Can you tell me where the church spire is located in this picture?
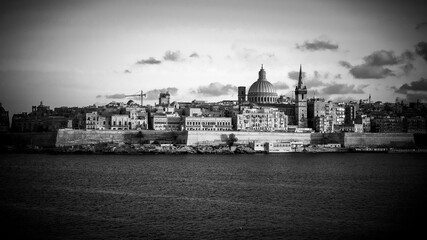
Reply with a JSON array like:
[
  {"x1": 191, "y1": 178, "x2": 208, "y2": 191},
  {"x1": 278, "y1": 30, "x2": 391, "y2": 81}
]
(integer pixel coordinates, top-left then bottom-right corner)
[
  {"x1": 297, "y1": 64, "x2": 303, "y2": 88},
  {"x1": 258, "y1": 64, "x2": 266, "y2": 80}
]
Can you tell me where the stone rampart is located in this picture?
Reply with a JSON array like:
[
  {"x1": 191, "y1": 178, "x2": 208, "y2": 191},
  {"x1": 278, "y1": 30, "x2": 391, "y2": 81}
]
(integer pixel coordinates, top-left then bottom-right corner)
[
  {"x1": 310, "y1": 133, "x2": 344, "y2": 145},
  {"x1": 56, "y1": 129, "x2": 187, "y2": 147},
  {"x1": 0, "y1": 132, "x2": 58, "y2": 148},
  {"x1": 343, "y1": 133, "x2": 415, "y2": 148},
  {"x1": 186, "y1": 131, "x2": 311, "y2": 146}
]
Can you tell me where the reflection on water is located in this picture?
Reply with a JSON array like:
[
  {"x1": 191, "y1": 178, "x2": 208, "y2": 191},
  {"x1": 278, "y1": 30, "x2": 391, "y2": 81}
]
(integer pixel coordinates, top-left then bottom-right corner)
[{"x1": 1, "y1": 153, "x2": 427, "y2": 239}]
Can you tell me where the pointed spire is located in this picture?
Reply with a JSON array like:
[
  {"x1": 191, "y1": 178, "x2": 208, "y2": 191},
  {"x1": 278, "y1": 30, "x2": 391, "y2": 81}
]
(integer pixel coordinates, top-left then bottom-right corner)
[
  {"x1": 261, "y1": 64, "x2": 263, "y2": 69},
  {"x1": 297, "y1": 64, "x2": 303, "y2": 88}
]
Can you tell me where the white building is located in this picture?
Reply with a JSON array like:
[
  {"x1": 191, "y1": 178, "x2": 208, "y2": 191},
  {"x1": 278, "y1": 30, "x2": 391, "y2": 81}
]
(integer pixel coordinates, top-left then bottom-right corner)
[
  {"x1": 235, "y1": 107, "x2": 288, "y2": 132},
  {"x1": 184, "y1": 116, "x2": 233, "y2": 131},
  {"x1": 85, "y1": 112, "x2": 109, "y2": 130},
  {"x1": 111, "y1": 115, "x2": 129, "y2": 130}
]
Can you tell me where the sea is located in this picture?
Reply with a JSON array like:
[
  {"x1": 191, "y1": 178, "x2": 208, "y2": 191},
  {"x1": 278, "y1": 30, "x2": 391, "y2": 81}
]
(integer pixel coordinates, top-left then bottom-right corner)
[{"x1": 1, "y1": 153, "x2": 427, "y2": 240}]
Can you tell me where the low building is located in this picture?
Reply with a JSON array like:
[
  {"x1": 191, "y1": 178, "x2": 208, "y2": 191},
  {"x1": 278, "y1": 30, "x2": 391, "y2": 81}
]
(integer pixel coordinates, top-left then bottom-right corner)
[
  {"x1": 235, "y1": 107, "x2": 288, "y2": 132},
  {"x1": 151, "y1": 113, "x2": 182, "y2": 131},
  {"x1": 111, "y1": 115, "x2": 129, "y2": 130},
  {"x1": 183, "y1": 116, "x2": 233, "y2": 131}
]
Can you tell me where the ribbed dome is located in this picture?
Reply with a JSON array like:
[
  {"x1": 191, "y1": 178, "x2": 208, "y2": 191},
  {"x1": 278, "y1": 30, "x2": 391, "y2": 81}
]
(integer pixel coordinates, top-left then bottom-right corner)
[
  {"x1": 248, "y1": 80, "x2": 277, "y2": 95},
  {"x1": 247, "y1": 66, "x2": 278, "y2": 104}
]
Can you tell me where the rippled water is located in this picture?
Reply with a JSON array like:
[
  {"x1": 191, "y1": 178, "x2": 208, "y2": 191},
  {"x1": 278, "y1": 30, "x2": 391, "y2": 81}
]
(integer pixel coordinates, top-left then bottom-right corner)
[{"x1": 1, "y1": 153, "x2": 427, "y2": 239}]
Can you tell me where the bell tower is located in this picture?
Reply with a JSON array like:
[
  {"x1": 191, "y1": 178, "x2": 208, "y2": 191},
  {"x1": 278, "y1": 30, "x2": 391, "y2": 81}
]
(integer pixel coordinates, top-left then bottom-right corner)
[{"x1": 295, "y1": 65, "x2": 308, "y2": 128}]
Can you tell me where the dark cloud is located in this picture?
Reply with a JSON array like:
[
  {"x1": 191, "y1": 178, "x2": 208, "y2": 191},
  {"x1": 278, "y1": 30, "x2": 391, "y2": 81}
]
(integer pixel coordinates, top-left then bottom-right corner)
[
  {"x1": 320, "y1": 83, "x2": 367, "y2": 95},
  {"x1": 136, "y1": 57, "x2": 161, "y2": 65},
  {"x1": 273, "y1": 81, "x2": 289, "y2": 90},
  {"x1": 189, "y1": 52, "x2": 199, "y2": 58},
  {"x1": 395, "y1": 78, "x2": 427, "y2": 94},
  {"x1": 105, "y1": 94, "x2": 127, "y2": 99},
  {"x1": 339, "y1": 61, "x2": 352, "y2": 69},
  {"x1": 415, "y1": 22, "x2": 427, "y2": 30},
  {"x1": 124, "y1": 69, "x2": 131, "y2": 74},
  {"x1": 349, "y1": 65, "x2": 395, "y2": 79},
  {"x1": 164, "y1": 50, "x2": 183, "y2": 61},
  {"x1": 340, "y1": 49, "x2": 417, "y2": 79},
  {"x1": 296, "y1": 39, "x2": 339, "y2": 51},
  {"x1": 288, "y1": 71, "x2": 305, "y2": 81},
  {"x1": 145, "y1": 87, "x2": 179, "y2": 100},
  {"x1": 415, "y1": 41, "x2": 427, "y2": 61},
  {"x1": 363, "y1": 50, "x2": 400, "y2": 66},
  {"x1": 195, "y1": 82, "x2": 237, "y2": 96}
]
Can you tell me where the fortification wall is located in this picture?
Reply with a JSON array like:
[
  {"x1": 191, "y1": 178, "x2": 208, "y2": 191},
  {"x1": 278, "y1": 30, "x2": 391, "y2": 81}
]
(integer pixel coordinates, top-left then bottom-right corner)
[
  {"x1": 310, "y1": 133, "x2": 344, "y2": 145},
  {"x1": 56, "y1": 129, "x2": 187, "y2": 147},
  {"x1": 0, "y1": 132, "x2": 58, "y2": 148},
  {"x1": 186, "y1": 131, "x2": 311, "y2": 146},
  {"x1": 343, "y1": 133, "x2": 415, "y2": 147}
]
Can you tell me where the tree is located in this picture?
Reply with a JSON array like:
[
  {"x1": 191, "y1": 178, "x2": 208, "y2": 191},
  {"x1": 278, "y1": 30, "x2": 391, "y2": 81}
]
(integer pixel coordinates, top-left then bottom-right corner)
[{"x1": 227, "y1": 133, "x2": 238, "y2": 148}]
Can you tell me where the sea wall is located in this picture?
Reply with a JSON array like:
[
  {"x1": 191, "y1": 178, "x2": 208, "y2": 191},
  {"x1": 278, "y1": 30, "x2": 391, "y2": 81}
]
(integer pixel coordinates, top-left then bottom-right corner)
[
  {"x1": 186, "y1": 131, "x2": 312, "y2": 146},
  {"x1": 343, "y1": 133, "x2": 415, "y2": 148},
  {"x1": 56, "y1": 129, "x2": 187, "y2": 147},
  {"x1": 310, "y1": 133, "x2": 344, "y2": 145},
  {"x1": 0, "y1": 132, "x2": 58, "y2": 148}
]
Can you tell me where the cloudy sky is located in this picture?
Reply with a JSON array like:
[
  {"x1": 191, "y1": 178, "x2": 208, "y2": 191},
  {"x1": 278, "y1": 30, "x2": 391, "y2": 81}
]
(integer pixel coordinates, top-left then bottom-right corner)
[{"x1": 1, "y1": 0, "x2": 427, "y2": 114}]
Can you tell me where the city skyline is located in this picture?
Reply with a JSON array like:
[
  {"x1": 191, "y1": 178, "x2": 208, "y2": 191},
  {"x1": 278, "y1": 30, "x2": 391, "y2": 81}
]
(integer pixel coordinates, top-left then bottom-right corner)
[{"x1": 1, "y1": 0, "x2": 427, "y2": 115}]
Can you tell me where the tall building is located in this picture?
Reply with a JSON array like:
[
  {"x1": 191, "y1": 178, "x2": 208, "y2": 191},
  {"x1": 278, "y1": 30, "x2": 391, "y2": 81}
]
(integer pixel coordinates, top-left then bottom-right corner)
[
  {"x1": 238, "y1": 86, "x2": 246, "y2": 104},
  {"x1": 247, "y1": 65, "x2": 278, "y2": 104},
  {"x1": 0, "y1": 103, "x2": 10, "y2": 132},
  {"x1": 159, "y1": 92, "x2": 170, "y2": 106},
  {"x1": 295, "y1": 65, "x2": 308, "y2": 128}
]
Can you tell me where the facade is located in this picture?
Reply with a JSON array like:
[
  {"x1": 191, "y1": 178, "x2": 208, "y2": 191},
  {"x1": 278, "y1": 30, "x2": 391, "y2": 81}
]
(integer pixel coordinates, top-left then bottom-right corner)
[
  {"x1": 151, "y1": 113, "x2": 182, "y2": 131},
  {"x1": 129, "y1": 109, "x2": 148, "y2": 130},
  {"x1": 85, "y1": 112, "x2": 109, "y2": 130},
  {"x1": 235, "y1": 107, "x2": 288, "y2": 132},
  {"x1": 307, "y1": 98, "x2": 326, "y2": 129},
  {"x1": 159, "y1": 92, "x2": 170, "y2": 106},
  {"x1": 238, "y1": 86, "x2": 246, "y2": 104},
  {"x1": 371, "y1": 116, "x2": 403, "y2": 133},
  {"x1": 0, "y1": 103, "x2": 9, "y2": 132},
  {"x1": 183, "y1": 116, "x2": 233, "y2": 131},
  {"x1": 111, "y1": 115, "x2": 129, "y2": 130},
  {"x1": 295, "y1": 65, "x2": 308, "y2": 128},
  {"x1": 247, "y1": 65, "x2": 278, "y2": 104},
  {"x1": 406, "y1": 116, "x2": 426, "y2": 133}
]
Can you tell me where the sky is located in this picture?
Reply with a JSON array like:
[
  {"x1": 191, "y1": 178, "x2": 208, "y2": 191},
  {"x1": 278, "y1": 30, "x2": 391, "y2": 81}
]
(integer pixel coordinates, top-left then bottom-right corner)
[{"x1": 0, "y1": 0, "x2": 427, "y2": 115}]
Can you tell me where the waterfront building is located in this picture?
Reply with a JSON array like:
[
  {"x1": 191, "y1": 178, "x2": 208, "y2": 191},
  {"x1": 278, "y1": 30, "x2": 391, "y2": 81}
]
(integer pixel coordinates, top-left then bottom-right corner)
[
  {"x1": 128, "y1": 109, "x2": 148, "y2": 130},
  {"x1": 111, "y1": 115, "x2": 129, "y2": 130},
  {"x1": 183, "y1": 116, "x2": 233, "y2": 131},
  {"x1": 247, "y1": 65, "x2": 278, "y2": 104},
  {"x1": 307, "y1": 98, "x2": 326, "y2": 129},
  {"x1": 85, "y1": 112, "x2": 109, "y2": 130},
  {"x1": 295, "y1": 65, "x2": 308, "y2": 128},
  {"x1": 0, "y1": 103, "x2": 9, "y2": 132},
  {"x1": 235, "y1": 107, "x2": 288, "y2": 132},
  {"x1": 151, "y1": 112, "x2": 182, "y2": 131},
  {"x1": 371, "y1": 116, "x2": 403, "y2": 133},
  {"x1": 406, "y1": 116, "x2": 426, "y2": 133}
]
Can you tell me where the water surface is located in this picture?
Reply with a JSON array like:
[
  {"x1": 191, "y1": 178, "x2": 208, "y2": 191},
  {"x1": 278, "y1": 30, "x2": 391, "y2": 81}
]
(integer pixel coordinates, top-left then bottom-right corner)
[{"x1": 1, "y1": 153, "x2": 426, "y2": 239}]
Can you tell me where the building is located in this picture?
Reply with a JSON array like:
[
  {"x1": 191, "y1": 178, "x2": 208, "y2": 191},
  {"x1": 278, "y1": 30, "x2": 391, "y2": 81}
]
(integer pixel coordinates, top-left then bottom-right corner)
[
  {"x1": 183, "y1": 116, "x2": 233, "y2": 131},
  {"x1": 159, "y1": 92, "x2": 170, "y2": 106},
  {"x1": 295, "y1": 65, "x2": 308, "y2": 128},
  {"x1": 406, "y1": 116, "x2": 426, "y2": 133},
  {"x1": 235, "y1": 107, "x2": 288, "y2": 132},
  {"x1": 85, "y1": 112, "x2": 109, "y2": 130},
  {"x1": 238, "y1": 86, "x2": 246, "y2": 104},
  {"x1": 128, "y1": 109, "x2": 148, "y2": 130},
  {"x1": 151, "y1": 113, "x2": 182, "y2": 131},
  {"x1": 247, "y1": 65, "x2": 278, "y2": 104},
  {"x1": 111, "y1": 115, "x2": 129, "y2": 130},
  {"x1": 307, "y1": 98, "x2": 326, "y2": 129},
  {"x1": 371, "y1": 116, "x2": 403, "y2": 133},
  {"x1": 0, "y1": 103, "x2": 9, "y2": 132}
]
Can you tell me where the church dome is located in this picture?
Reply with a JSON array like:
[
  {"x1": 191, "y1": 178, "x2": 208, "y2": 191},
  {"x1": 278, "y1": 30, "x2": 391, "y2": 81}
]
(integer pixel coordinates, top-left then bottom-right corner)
[{"x1": 248, "y1": 65, "x2": 278, "y2": 104}]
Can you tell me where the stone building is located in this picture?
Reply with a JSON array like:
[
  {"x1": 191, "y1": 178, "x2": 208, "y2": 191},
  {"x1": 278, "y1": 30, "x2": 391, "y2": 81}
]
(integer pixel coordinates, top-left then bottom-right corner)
[
  {"x1": 111, "y1": 115, "x2": 129, "y2": 130},
  {"x1": 235, "y1": 107, "x2": 288, "y2": 132},
  {"x1": 183, "y1": 116, "x2": 233, "y2": 131},
  {"x1": 0, "y1": 103, "x2": 9, "y2": 132},
  {"x1": 151, "y1": 112, "x2": 181, "y2": 131}
]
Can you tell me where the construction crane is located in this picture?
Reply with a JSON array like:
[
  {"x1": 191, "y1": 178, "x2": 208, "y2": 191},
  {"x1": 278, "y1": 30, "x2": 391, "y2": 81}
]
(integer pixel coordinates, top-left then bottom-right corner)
[{"x1": 125, "y1": 90, "x2": 146, "y2": 106}]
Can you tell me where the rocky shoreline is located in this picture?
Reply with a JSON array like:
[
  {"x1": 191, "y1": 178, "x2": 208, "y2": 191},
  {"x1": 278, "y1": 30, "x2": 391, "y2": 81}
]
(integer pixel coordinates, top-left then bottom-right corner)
[{"x1": 2, "y1": 142, "x2": 427, "y2": 154}]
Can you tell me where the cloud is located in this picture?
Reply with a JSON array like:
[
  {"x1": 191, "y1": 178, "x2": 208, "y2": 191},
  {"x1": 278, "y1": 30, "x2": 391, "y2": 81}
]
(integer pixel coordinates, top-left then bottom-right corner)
[
  {"x1": 320, "y1": 83, "x2": 367, "y2": 95},
  {"x1": 288, "y1": 71, "x2": 305, "y2": 81},
  {"x1": 349, "y1": 65, "x2": 395, "y2": 79},
  {"x1": 96, "y1": 95, "x2": 102, "y2": 98},
  {"x1": 395, "y1": 78, "x2": 427, "y2": 94},
  {"x1": 332, "y1": 96, "x2": 358, "y2": 103},
  {"x1": 124, "y1": 69, "x2": 131, "y2": 74},
  {"x1": 334, "y1": 74, "x2": 342, "y2": 79},
  {"x1": 415, "y1": 41, "x2": 427, "y2": 61},
  {"x1": 340, "y1": 49, "x2": 416, "y2": 79},
  {"x1": 296, "y1": 39, "x2": 339, "y2": 51},
  {"x1": 105, "y1": 94, "x2": 127, "y2": 99},
  {"x1": 232, "y1": 46, "x2": 276, "y2": 63},
  {"x1": 189, "y1": 52, "x2": 199, "y2": 58},
  {"x1": 145, "y1": 87, "x2": 179, "y2": 100},
  {"x1": 415, "y1": 22, "x2": 427, "y2": 30},
  {"x1": 163, "y1": 50, "x2": 183, "y2": 61},
  {"x1": 195, "y1": 82, "x2": 237, "y2": 96},
  {"x1": 339, "y1": 61, "x2": 352, "y2": 69},
  {"x1": 273, "y1": 81, "x2": 289, "y2": 90},
  {"x1": 136, "y1": 57, "x2": 161, "y2": 65}
]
